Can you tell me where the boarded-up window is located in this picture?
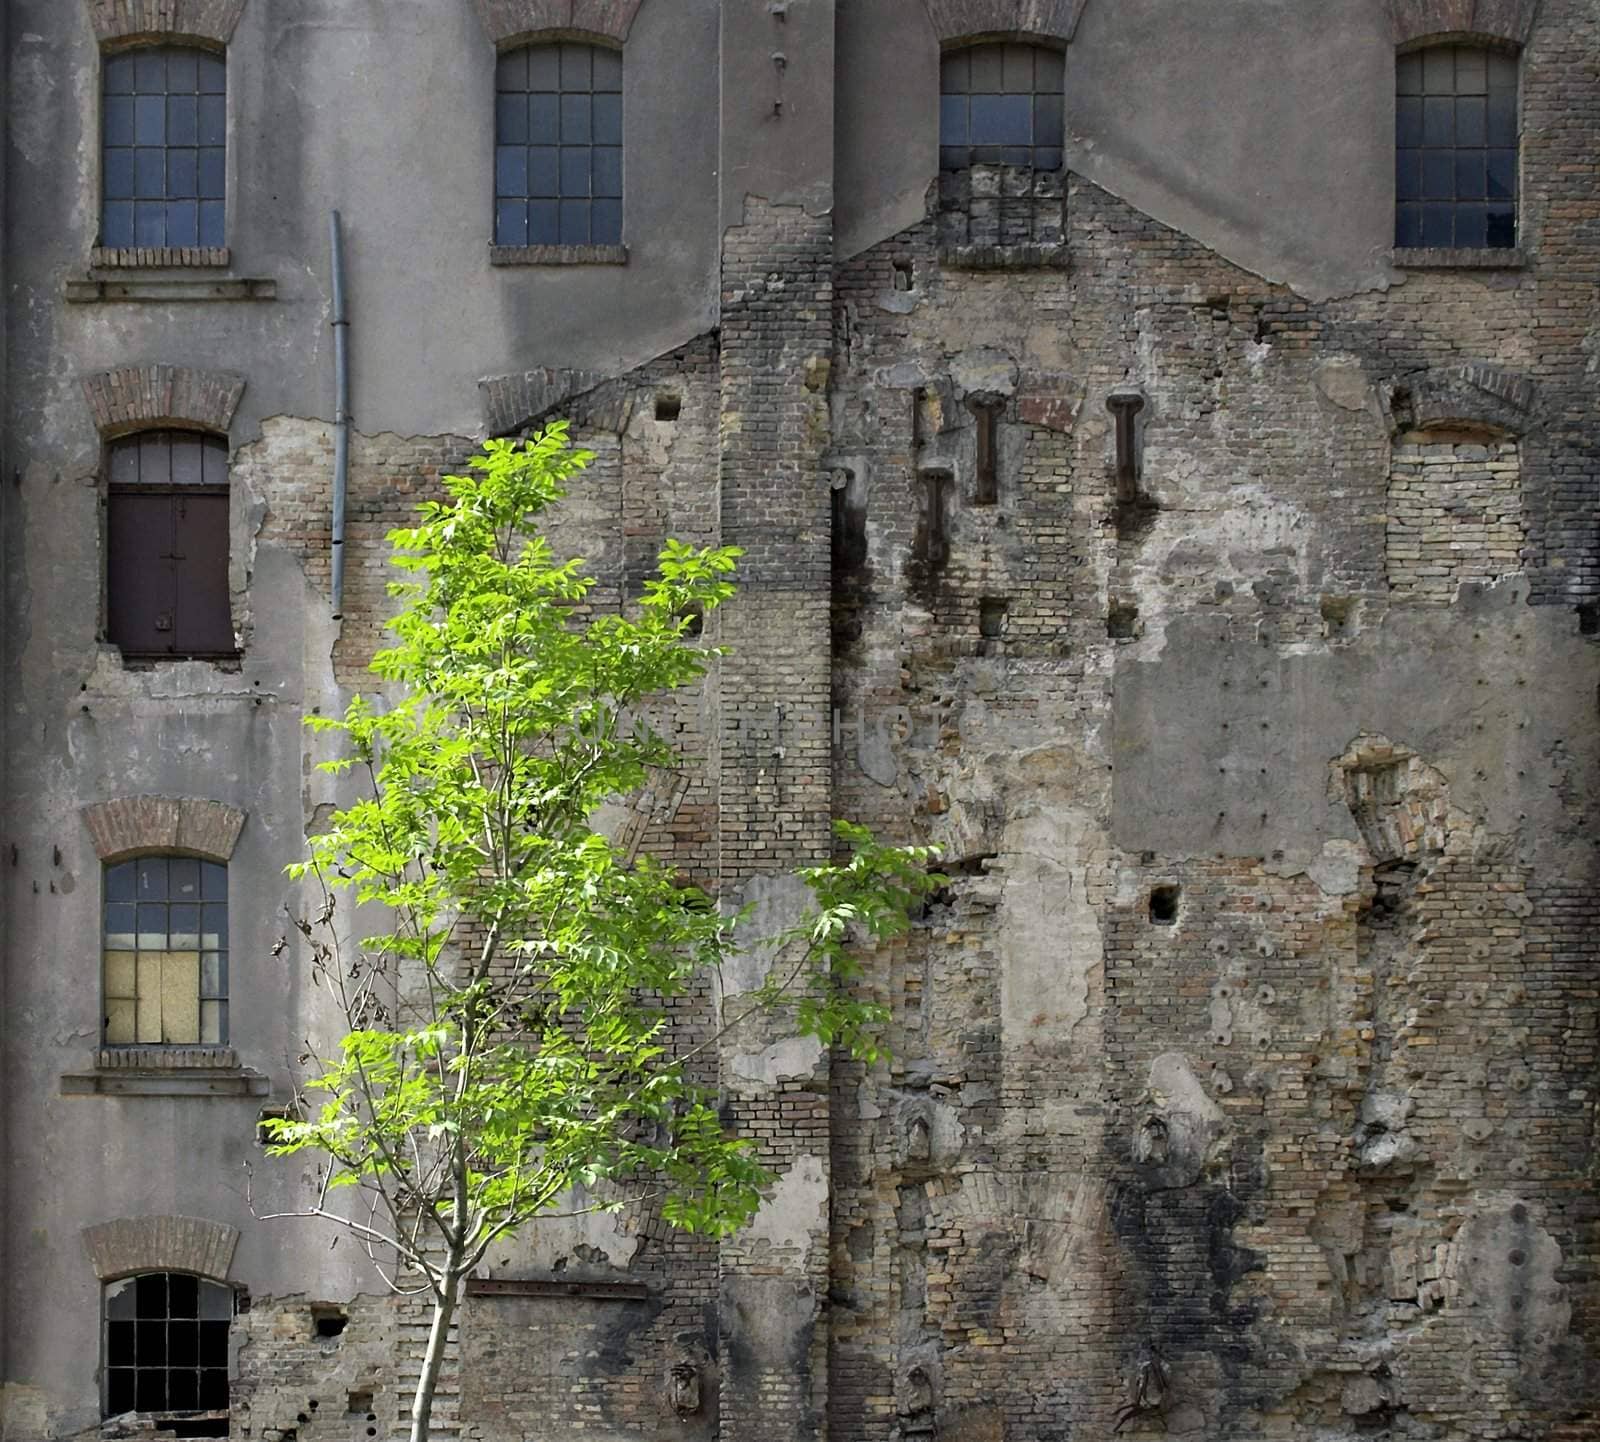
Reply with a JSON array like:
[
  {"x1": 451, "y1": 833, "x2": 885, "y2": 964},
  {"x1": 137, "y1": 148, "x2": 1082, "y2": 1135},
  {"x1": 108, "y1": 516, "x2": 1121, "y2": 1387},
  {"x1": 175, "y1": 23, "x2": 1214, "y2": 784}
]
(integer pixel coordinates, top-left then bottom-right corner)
[
  {"x1": 107, "y1": 431, "x2": 234, "y2": 658},
  {"x1": 103, "y1": 856, "x2": 228, "y2": 1045},
  {"x1": 105, "y1": 1272, "x2": 232, "y2": 1431}
]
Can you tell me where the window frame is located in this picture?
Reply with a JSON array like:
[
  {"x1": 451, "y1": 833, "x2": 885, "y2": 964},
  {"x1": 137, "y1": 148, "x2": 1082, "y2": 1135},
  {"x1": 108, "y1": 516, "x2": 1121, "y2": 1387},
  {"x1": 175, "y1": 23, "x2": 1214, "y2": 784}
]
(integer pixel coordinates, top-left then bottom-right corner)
[
  {"x1": 490, "y1": 38, "x2": 626, "y2": 261},
  {"x1": 938, "y1": 39, "x2": 1066, "y2": 174},
  {"x1": 1393, "y1": 37, "x2": 1523, "y2": 261},
  {"x1": 97, "y1": 40, "x2": 229, "y2": 262},
  {"x1": 103, "y1": 1270, "x2": 234, "y2": 1432},
  {"x1": 103, "y1": 428, "x2": 236, "y2": 661},
  {"x1": 102, "y1": 853, "x2": 230, "y2": 1048}
]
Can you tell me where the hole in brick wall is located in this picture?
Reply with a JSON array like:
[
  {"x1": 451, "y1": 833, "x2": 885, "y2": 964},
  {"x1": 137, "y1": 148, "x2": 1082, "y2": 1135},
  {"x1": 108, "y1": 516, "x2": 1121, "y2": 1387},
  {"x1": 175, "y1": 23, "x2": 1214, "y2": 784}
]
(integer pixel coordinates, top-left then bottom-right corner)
[
  {"x1": 678, "y1": 603, "x2": 704, "y2": 639},
  {"x1": 654, "y1": 394, "x2": 681, "y2": 422},
  {"x1": 1578, "y1": 602, "x2": 1600, "y2": 636},
  {"x1": 257, "y1": 1105, "x2": 296, "y2": 1148},
  {"x1": 1149, "y1": 885, "x2": 1179, "y2": 924},
  {"x1": 1107, "y1": 602, "x2": 1139, "y2": 639},
  {"x1": 831, "y1": 468, "x2": 868, "y2": 577},
  {"x1": 346, "y1": 1391, "x2": 374, "y2": 1416},
  {"x1": 892, "y1": 257, "x2": 914, "y2": 291},
  {"x1": 979, "y1": 597, "x2": 1007, "y2": 638},
  {"x1": 1321, "y1": 595, "x2": 1355, "y2": 638},
  {"x1": 311, "y1": 1306, "x2": 347, "y2": 1338}
]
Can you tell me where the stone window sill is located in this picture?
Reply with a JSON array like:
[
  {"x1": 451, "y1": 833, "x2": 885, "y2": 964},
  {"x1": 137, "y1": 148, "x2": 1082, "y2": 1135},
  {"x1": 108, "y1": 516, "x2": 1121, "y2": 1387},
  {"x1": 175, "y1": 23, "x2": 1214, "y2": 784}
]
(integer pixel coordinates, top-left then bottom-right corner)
[
  {"x1": 62, "y1": 1046, "x2": 269, "y2": 1097},
  {"x1": 91, "y1": 246, "x2": 231, "y2": 269},
  {"x1": 939, "y1": 242, "x2": 1067, "y2": 271},
  {"x1": 490, "y1": 244, "x2": 628, "y2": 266},
  {"x1": 1392, "y1": 247, "x2": 1526, "y2": 270}
]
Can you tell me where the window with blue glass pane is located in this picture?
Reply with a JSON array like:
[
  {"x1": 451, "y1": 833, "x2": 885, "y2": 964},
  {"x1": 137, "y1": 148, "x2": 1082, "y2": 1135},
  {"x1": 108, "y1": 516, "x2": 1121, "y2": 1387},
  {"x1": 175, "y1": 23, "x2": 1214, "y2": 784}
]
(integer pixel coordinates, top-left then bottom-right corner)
[
  {"x1": 102, "y1": 45, "x2": 225, "y2": 251},
  {"x1": 939, "y1": 42, "x2": 1064, "y2": 171},
  {"x1": 495, "y1": 42, "x2": 622, "y2": 247},
  {"x1": 1396, "y1": 43, "x2": 1517, "y2": 250}
]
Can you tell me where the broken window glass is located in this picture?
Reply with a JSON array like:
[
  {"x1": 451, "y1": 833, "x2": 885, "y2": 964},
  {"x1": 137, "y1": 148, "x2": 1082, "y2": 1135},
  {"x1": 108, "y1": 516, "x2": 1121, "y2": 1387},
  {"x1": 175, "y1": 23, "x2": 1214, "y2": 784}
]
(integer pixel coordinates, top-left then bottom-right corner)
[
  {"x1": 1395, "y1": 43, "x2": 1518, "y2": 249},
  {"x1": 104, "y1": 856, "x2": 228, "y2": 1045},
  {"x1": 104, "y1": 1272, "x2": 232, "y2": 1434}
]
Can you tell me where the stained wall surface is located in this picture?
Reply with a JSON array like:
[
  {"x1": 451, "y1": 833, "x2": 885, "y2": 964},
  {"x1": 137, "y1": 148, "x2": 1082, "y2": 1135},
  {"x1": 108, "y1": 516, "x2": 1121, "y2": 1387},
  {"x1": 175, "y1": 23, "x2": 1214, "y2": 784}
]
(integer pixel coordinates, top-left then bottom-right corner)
[{"x1": 3, "y1": 1, "x2": 1598, "y2": 1441}]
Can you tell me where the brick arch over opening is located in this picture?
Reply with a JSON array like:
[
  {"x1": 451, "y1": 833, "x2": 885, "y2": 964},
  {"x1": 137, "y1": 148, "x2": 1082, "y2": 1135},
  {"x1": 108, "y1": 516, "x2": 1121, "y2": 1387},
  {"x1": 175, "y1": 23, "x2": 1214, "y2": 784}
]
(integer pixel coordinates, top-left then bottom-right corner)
[
  {"x1": 1390, "y1": 362, "x2": 1535, "y2": 437},
  {"x1": 1388, "y1": 0, "x2": 1540, "y2": 48},
  {"x1": 83, "y1": 0, "x2": 246, "y2": 49},
  {"x1": 82, "y1": 797, "x2": 247, "y2": 863},
  {"x1": 472, "y1": 0, "x2": 641, "y2": 47},
  {"x1": 923, "y1": 0, "x2": 1089, "y2": 45},
  {"x1": 81, "y1": 365, "x2": 245, "y2": 440},
  {"x1": 82, "y1": 1216, "x2": 240, "y2": 1282}
]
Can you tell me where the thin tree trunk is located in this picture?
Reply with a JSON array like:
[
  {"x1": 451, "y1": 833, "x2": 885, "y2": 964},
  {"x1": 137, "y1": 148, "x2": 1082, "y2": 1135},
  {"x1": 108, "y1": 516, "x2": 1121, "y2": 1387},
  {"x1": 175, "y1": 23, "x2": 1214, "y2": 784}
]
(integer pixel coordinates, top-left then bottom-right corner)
[{"x1": 410, "y1": 1267, "x2": 461, "y2": 1442}]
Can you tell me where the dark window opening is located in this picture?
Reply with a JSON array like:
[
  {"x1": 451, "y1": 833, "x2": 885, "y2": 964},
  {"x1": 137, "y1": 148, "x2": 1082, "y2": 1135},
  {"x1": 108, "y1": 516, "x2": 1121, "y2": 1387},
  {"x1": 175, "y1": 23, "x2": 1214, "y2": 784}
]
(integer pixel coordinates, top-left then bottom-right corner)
[
  {"x1": 971, "y1": 401, "x2": 999, "y2": 505},
  {"x1": 104, "y1": 855, "x2": 228, "y2": 1045},
  {"x1": 495, "y1": 42, "x2": 622, "y2": 246},
  {"x1": 105, "y1": 1272, "x2": 232, "y2": 1434},
  {"x1": 106, "y1": 431, "x2": 233, "y2": 659},
  {"x1": 312, "y1": 1307, "x2": 348, "y2": 1339},
  {"x1": 1395, "y1": 44, "x2": 1518, "y2": 249},
  {"x1": 1149, "y1": 885, "x2": 1179, "y2": 924},
  {"x1": 101, "y1": 45, "x2": 225, "y2": 250},
  {"x1": 654, "y1": 394, "x2": 680, "y2": 422},
  {"x1": 940, "y1": 42, "x2": 1064, "y2": 171},
  {"x1": 979, "y1": 597, "x2": 1007, "y2": 639}
]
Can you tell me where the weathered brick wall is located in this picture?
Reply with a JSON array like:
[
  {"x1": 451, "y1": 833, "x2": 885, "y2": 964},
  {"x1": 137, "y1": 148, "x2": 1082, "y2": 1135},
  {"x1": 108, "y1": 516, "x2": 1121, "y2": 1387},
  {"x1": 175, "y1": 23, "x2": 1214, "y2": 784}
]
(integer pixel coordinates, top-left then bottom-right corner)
[{"x1": 1386, "y1": 437, "x2": 1523, "y2": 605}]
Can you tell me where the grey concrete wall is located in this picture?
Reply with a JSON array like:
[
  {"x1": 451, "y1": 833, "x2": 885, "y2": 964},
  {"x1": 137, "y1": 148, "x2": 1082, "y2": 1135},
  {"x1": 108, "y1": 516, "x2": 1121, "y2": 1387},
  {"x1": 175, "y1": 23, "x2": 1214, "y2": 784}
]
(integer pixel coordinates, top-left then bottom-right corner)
[{"x1": 834, "y1": 0, "x2": 1397, "y2": 300}]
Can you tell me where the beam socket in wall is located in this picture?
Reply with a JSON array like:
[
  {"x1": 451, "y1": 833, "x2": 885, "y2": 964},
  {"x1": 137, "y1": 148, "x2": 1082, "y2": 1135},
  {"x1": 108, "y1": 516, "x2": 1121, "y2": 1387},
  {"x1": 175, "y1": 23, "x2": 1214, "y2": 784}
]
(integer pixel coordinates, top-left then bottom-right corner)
[
  {"x1": 970, "y1": 398, "x2": 1001, "y2": 506},
  {"x1": 311, "y1": 1306, "x2": 348, "y2": 1338},
  {"x1": 1149, "y1": 885, "x2": 1180, "y2": 925},
  {"x1": 655, "y1": 394, "x2": 681, "y2": 422},
  {"x1": 1106, "y1": 388, "x2": 1146, "y2": 506},
  {"x1": 1321, "y1": 595, "x2": 1356, "y2": 639},
  {"x1": 1107, "y1": 601, "x2": 1139, "y2": 640},
  {"x1": 892, "y1": 258, "x2": 915, "y2": 292},
  {"x1": 1578, "y1": 601, "x2": 1599, "y2": 636},
  {"x1": 979, "y1": 597, "x2": 1008, "y2": 638}
]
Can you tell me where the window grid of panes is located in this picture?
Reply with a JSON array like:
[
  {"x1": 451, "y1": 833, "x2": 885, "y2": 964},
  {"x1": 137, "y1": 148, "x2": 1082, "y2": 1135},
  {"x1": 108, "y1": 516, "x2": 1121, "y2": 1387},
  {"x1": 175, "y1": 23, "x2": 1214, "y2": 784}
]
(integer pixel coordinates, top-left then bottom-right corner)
[
  {"x1": 102, "y1": 46, "x2": 226, "y2": 250},
  {"x1": 103, "y1": 857, "x2": 228, "y2": 1046},
  {"x1": 1396, "y1": 44, "x2": 1517, "y2": 249},
  {"x1": 495, "y1": 43, "x2": 622, "y2": 247},
  {"x1": 939, "y1": 43, "x2": 1064, "y2": 172},
  {"x1": 105, "y1": 1273, "x2": 232, "y2": 1423}
]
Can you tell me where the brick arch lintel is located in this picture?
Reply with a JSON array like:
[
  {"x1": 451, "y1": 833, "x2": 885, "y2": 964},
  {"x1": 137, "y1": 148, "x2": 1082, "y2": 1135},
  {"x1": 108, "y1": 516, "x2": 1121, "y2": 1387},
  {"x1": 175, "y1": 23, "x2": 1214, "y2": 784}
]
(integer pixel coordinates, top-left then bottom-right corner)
[
  {"x1": 923, "y1": 0, "x2": 1090, "y2": 45},
  {"x1": 472, "y1": 0, "x2": 641, "y2": 48},
  {"x1": 1388, "y1": 0, "x2": 1540, "y2": 48},
  {"x1": 82, "y1": 796, "x2": 247, "y2": 863},
  {"x1": 1390, "y1": 362, "x2": 1536, "y2": 437},
  {"x1": 82, "y1": 1215, "x2": 240, "y2": 1282},
  {"x1": 83, "y1": 0, "x2": 246, "y2": 49},
  {"x1": 81, "y1": 364, "x2": 245, "y2": 440}
]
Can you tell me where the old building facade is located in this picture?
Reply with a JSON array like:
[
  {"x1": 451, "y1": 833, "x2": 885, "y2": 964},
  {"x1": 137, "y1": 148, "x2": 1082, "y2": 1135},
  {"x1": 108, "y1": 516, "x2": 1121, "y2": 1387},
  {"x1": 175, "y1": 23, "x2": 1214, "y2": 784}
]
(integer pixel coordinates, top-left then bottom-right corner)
[{"x1": 2, "y1": 1, "x2": 1598, "y2": 1439}]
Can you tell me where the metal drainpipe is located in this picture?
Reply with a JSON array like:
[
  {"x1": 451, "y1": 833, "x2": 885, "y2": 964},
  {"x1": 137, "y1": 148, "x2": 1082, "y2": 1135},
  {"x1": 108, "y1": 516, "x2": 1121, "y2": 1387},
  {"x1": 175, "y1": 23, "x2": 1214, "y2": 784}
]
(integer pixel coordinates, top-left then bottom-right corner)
[{"x1": 330, "y1": 211, "x2": 350, "y2": 620}]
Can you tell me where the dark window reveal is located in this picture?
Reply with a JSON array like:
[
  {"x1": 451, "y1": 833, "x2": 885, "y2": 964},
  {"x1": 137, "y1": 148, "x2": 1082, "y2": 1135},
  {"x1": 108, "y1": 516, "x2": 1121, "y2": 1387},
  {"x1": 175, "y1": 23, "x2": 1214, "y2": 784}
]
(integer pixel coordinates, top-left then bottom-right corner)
[
  {"x1": 106, "y1": 431, "x2": 233, "y2": 658},
  {"x1": 102, "y1": 45, "x2": 226, "y2": 250},
  {"x1": 103, "y1": 854, "x2": 229, "y2": 1045},
  {"x1": 940, "y1": 43, "x2": 1064, "y2": 171},
  {"x1": 104, "y1": 1272, "x2": 232, "y2": 1434},
  {"x1": 495, "y1": 43, "x2": 622, "y2": 247},
  {"x1": 1396, "y1": 44, "x2": 1518, "y2": 249}
]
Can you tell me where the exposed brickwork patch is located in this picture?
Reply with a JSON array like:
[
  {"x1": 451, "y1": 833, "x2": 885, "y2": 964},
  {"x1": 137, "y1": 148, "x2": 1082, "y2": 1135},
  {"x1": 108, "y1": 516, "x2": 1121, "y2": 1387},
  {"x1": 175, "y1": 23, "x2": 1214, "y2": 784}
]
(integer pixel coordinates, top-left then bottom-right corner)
[
  {"x1": 81, "y1": 1215, "x2": 239, "y2": 1281},
  {"x1": 80, "y1": 364, "x2": 245, "y2": 438},
  {"x1": 81, "y1": 796, "x2": 246, "y2": 861},
  {"x1": 470, "y1": 0, "x2": 640, "y2": 46},
  {"x1": 84, "y1": 0, "x2": 246, "y2": 47},
  {"x1": 923, "y1": 0, "x2": 1090, "y2": 43},
  {"x1": 1395, "y1": 362, "x2": 1536, "y2": 435},
  {"x1": 1388, "y1": 0, "x2": 1541, "y2": 46}
]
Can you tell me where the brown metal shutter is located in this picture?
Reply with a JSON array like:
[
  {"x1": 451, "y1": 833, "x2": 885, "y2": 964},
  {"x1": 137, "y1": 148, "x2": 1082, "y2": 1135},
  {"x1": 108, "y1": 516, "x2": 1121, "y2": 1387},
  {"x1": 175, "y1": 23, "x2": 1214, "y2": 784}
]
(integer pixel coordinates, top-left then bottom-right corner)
[
  {"x1": 107, "y1": 491, "x2": 178, "y2": 655},
  {"x1": 173, "y1": 492, "x2": 232, "y2": 655}
]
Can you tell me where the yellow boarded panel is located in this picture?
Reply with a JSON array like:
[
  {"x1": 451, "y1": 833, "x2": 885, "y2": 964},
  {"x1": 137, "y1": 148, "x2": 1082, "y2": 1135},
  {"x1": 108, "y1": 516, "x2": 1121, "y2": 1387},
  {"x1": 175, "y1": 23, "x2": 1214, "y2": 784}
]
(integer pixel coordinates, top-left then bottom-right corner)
[
  {"x1": 105, "y1": 998, "x2": 136, "y2": 1044},
  {"x1": 104, "y1": 951, "x2": 137, "y2": 1000},
  {"x1": 161, "y1": 951, "x2": 200, "y2": 1044},
  {"x1": 136, "y1": 954, "x2": 163, "y2": 1042}
]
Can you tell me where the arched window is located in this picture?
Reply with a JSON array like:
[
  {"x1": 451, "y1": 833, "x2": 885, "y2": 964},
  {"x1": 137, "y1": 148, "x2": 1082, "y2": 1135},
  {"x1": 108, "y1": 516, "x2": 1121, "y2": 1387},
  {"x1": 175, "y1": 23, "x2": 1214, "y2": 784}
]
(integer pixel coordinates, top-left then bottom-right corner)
[
  {"x1": 939, "y1": 42, "x2": 1063, "y2": 171},
  {"x1": 1395, "y1": 43, "x2": 1517, "y2": 249},
  {"x1": 106, "y1": 430, "x2": 233, "y2": 659},
  {"x1": 494, "y1": 42, "x2": 623, "y2": 247},
  {"x1": 103, "y1": 854, "x2": 229, "y2": 1045},
  {"x1": 101, "y1": 45, "x2": 226, "y2": 250},
  {"x1": 104, "y1": 1271, "x2": 233, "y2": 1430}
]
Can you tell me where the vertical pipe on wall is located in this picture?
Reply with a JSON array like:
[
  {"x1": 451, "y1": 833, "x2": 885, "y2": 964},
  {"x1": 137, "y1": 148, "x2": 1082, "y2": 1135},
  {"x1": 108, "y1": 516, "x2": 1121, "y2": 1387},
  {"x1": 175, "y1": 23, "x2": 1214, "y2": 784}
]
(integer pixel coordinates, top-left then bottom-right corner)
[{"x1": 329, "y1": 211, "x2": 350, "y2": 620}]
